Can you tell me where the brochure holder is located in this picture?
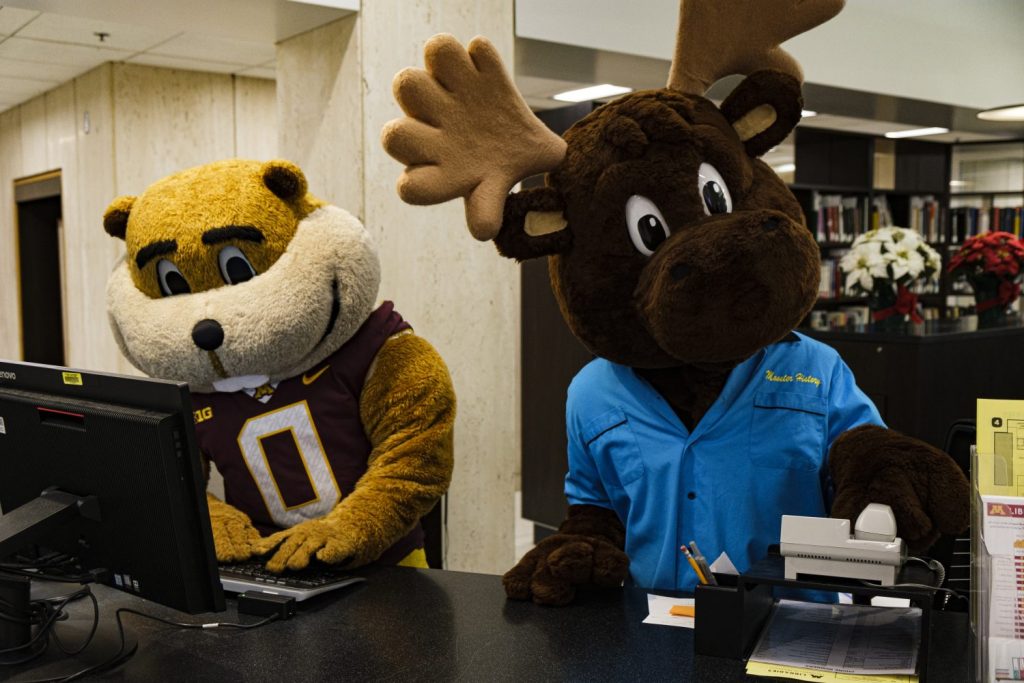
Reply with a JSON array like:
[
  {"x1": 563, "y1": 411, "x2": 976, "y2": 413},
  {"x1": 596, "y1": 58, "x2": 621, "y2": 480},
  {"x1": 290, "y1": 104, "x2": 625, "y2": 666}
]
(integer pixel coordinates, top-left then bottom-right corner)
[{"x1": 694, "y1": 551, "x2": 942, "y2": 679}]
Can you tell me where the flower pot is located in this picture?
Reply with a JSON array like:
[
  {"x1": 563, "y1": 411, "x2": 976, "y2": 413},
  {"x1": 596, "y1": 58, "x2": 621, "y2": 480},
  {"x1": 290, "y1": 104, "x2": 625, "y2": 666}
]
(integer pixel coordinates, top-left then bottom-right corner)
[
  {"x1": 868, "y1": 283, "x2": 918, "y2": 332},
  {"x1": 971, "y1": 274, "x2": 1015, "y2": 328}
]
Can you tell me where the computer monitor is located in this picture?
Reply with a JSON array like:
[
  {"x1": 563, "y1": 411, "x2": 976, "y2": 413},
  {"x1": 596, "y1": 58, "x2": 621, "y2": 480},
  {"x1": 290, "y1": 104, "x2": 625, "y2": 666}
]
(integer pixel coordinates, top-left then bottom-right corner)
[{"x1": 0, "y1": 359, "x2": 224, "y2": 615}]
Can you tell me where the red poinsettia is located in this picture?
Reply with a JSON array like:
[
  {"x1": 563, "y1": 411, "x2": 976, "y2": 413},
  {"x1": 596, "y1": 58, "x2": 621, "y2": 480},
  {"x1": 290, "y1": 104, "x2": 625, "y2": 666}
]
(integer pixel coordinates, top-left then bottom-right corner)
[
  {"x1": 948, "y1": 231, "x2": 1024, "y2": 314},
  {"x1": 948, "y1": 231, "x2": 1024, "y2": 280}
]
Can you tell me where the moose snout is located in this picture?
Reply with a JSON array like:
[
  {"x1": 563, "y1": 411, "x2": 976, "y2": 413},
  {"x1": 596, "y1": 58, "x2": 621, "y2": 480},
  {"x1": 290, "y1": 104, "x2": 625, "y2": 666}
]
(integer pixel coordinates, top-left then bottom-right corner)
[{"x1": 192, "y1": 319, "x2": 225, "y2": 351}]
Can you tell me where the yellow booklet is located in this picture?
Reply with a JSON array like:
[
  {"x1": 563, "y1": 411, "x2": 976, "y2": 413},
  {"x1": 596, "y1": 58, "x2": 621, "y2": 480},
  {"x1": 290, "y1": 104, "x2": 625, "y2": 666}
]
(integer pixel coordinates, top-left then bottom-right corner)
[
  {"x1": 745, "y1": 661, "x2": 917, "y2": 682},
  {"x1": 977, "y1": 399, "x2": 1024, "y2": 497}
]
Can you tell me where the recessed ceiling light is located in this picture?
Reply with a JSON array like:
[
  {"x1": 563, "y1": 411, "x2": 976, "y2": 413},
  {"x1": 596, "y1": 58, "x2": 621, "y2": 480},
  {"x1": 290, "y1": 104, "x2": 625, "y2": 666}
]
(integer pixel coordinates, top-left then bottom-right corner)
[
  {"x1": 977, "y1": 104, "x2": 1024, "y2": 122},
  {"x1": 949, "y1": 180, "x2": 969, "y2": 187},
  {"x1": 801, "y1": 110, "x2": 817, "y2": 118},
  {"x1": 553, "y1": 84, "x2": 632, "y2": 103},
  {"x1": 772, "y1": 163, "x2": 796, "y2": 174},
  {"x1": 883, "y1": 127, "x2": 949, "y2": 139}
]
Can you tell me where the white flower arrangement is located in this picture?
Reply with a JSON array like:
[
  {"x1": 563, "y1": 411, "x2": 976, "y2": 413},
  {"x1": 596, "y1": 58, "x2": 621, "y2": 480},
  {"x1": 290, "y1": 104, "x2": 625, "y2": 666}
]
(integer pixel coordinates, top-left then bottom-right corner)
[{"x1": 838, "y1": 227, "x2": 942, "y2": 296}]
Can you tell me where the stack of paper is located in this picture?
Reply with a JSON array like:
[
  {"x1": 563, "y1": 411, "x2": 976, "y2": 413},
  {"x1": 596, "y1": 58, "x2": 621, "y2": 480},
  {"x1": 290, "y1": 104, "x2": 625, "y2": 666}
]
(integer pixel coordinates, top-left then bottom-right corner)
[{"x1": 746, "y1": 600, "x2": 920, "y2": 679}]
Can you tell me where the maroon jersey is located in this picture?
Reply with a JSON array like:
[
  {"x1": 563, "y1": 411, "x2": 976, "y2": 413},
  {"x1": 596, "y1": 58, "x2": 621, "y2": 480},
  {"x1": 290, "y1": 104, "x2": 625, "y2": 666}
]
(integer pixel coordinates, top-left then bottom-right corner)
[{"x1": 193, "y1": 302, "x2": 423, "y2": 564}]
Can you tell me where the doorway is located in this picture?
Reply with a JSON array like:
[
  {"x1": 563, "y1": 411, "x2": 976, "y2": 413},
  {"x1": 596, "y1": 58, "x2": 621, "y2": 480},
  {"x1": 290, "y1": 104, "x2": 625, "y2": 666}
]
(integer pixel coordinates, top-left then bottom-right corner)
[{"x1": 15, "y1": 172, "x2": 65, "y2": 366}]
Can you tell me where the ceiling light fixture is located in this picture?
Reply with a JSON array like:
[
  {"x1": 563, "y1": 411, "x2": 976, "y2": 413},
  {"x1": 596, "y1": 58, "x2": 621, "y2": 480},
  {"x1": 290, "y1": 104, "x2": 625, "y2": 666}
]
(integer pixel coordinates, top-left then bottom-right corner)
[
  {"x1": 772, "y1": 163, "x2": 796, "y2": 174},
  {"x1": 801, "y1": 110, "x2": 817, "y2": 118},
  {"x1": 883, "y1": 127, "x2": 949, "y2": 139},
  {"x1": 553, "y1": 84, "x2": 632, "y2": 103},
  {"x1": 977, "y1": 104, "x2": 1024, "y2": 122}
]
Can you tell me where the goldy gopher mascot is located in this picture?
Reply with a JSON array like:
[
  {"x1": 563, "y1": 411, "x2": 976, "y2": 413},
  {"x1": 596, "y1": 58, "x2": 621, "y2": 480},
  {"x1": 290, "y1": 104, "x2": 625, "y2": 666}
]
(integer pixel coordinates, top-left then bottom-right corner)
[{"x1": 103, "y1": 159, "x2": 454, "y2": 572}]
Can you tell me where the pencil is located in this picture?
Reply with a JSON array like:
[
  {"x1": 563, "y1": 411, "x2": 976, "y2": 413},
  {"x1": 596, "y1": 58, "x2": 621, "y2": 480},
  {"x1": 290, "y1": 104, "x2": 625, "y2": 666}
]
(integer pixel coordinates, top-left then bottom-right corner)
[
  {"x1": 680, "y1": 546, "x2": 708, "y2": 585},
  {"x1": 689, "y1": 541, "x2": 717, "y2": 586}
]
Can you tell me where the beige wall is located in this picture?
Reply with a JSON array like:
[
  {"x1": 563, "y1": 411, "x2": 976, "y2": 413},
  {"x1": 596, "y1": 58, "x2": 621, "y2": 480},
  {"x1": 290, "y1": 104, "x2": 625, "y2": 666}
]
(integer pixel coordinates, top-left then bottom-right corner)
[
  {"x1": 278, "y1": 1, "x2": 521, "y2": 574},
  {"x1": 0, "y1": 65, "x2": 277, "y2": 372}
]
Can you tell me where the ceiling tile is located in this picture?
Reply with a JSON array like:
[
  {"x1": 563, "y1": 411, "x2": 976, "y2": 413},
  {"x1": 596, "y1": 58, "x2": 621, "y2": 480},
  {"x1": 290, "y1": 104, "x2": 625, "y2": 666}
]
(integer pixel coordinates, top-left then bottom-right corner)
[
  {"x1": 0, "y1": 7, "x2": 39, "y2": 35},
  {"x1": 126, "y1": 53, "x2": 247, "y2": 75},
  {"x1": 0, "y1": 57, "x2": 82, "y2": 83},
  {"x1": 148, "y1": 32, "x2": 276, "y2": 66},
  {"x1": 0, "y1": 37, "x2": 130, "y2": 67},
  {"x1": 16, "y1": 12, "x2": 180, "y2": 52},
  {"x1": 236, "y1": 65, "x2": 276, "y2": 79}
]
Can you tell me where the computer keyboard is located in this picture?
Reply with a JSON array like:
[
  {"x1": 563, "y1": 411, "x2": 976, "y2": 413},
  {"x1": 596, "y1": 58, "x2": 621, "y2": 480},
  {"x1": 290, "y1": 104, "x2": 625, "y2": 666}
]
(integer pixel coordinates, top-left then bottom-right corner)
[{"x1": 219, "y1": 561, "x2": 365, "y2": 601}]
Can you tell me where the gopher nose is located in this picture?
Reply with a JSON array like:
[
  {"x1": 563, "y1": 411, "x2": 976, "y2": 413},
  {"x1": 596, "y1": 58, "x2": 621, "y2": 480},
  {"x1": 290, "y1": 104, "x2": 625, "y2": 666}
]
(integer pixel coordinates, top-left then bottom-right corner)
[{"x1": 192, "y1": 319, "x2": 224, "y2": 351}]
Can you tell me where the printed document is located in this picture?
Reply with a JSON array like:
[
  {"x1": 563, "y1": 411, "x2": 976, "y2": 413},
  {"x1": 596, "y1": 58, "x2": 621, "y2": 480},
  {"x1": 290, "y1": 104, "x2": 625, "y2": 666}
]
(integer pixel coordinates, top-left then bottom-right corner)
[{"x1": 748, "y1": 600, "x2": 920, "y2": 675}]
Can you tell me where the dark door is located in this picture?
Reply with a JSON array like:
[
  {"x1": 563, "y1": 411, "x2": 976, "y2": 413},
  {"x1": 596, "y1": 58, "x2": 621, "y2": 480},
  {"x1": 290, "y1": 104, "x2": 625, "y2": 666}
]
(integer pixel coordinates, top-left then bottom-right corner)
[{"x1": 16, "y1": 174, "x2": 64, "y2": 365}]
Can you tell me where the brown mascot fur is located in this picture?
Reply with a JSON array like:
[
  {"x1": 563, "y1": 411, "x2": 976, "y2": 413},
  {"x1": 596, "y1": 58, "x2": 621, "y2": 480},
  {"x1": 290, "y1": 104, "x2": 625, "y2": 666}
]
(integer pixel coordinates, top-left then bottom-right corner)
[{"x1": 383, "y1": 0, "x2": 969, "y2": 604}]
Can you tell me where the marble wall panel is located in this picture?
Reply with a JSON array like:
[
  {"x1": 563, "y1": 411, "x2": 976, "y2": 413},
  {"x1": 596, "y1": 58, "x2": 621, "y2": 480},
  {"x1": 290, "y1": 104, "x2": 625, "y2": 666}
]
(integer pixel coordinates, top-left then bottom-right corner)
[
  {"x1": 233, "y1": 76, "x2": 278, "y2": 161},
  {"x1": 0, "y1": 107, "x2": 23, "y2": 359},
  {"x1": 360, "y1": 0, "x2": 520, "y2": 573},
  {"x1": 277, "y1": 15, "x2": 363, "y2": 218}
]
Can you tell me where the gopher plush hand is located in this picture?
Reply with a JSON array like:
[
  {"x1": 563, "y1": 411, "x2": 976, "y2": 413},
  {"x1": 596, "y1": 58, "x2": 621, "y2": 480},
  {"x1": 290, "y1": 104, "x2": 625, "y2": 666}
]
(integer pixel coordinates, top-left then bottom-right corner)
[
  {"x1": 206, "y1": 493, "x2": 264, "y2": 563},
  {"x1": 503, "y1": 505, "x2": 629, "y2": 606},
  {"x1": 830, "y1": 425, "x2": 970, "y2": 553}
]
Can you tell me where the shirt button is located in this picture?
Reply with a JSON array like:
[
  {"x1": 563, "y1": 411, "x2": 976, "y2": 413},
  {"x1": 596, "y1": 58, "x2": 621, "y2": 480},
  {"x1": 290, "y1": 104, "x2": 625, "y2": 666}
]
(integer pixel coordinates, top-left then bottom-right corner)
[{"x1": 687, "y1": 492, "x2": 696, "y2": 500}]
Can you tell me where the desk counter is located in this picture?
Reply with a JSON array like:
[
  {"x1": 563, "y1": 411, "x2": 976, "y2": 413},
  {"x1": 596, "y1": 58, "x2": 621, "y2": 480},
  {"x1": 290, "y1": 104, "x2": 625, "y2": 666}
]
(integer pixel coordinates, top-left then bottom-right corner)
[{"x1": 9, "y1": 566, "x2": 968, "y2": 682}]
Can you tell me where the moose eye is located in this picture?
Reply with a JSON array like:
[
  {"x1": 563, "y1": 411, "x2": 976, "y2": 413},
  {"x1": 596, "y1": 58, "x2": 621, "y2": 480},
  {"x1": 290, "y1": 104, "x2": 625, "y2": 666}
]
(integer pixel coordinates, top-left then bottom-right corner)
[
  {"x1": 156, "y1": 259, "x2": 191, "y2": 297},
  {"x1": 697, "y1": 163, "x2": 732, "y2": 216},
  {"x1": 625, "y1": 195, "x2": 670, "y2": 257},
  {"x1": 218, "y1": 246, "x2": 256, "y2": 285}
]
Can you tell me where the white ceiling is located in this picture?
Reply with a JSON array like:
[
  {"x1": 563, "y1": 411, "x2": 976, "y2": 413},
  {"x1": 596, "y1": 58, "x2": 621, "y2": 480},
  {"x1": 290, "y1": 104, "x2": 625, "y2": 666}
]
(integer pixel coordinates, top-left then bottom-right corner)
[{"x1": 0, "y1": 1, "x2": 356, "y2": 111}]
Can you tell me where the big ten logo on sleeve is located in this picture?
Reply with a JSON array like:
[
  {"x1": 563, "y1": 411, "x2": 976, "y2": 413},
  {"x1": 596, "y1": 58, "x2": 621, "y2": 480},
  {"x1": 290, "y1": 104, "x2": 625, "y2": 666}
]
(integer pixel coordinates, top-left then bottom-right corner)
[{"x1": 194, "y1": 406, "x2": 214, "y2": 424}]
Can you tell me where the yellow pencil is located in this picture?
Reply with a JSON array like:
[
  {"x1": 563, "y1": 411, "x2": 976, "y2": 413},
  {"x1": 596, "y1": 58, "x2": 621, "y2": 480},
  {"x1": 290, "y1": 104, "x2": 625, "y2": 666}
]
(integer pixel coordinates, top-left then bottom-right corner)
[{"x1": 680, "y1": 546, "x2": 708, "y2": 585}]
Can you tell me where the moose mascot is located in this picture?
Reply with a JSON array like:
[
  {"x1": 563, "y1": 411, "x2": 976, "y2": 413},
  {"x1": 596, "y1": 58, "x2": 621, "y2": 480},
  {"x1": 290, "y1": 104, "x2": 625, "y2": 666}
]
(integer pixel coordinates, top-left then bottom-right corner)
[{"x1": 382, "y1": 0, "x2": 970, "y2": 605}]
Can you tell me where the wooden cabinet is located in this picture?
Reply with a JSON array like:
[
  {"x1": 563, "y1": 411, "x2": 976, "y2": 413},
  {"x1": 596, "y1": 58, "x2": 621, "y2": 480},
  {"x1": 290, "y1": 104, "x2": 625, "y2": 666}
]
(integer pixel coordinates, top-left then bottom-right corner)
[{"x1": 804, "y1": 321, "x2": 1024, "y2": 448}]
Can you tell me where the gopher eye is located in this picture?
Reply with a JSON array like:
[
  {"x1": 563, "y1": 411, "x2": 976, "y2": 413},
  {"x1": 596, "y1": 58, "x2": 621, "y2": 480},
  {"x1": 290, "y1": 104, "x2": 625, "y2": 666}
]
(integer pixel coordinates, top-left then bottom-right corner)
[
  {"x1": 697, "y1": 163, "x2": 732, "y2": 216},
  {"x1": 156, "y1": 259, "x2": 191, "y2": 297},
  {"x1": 625, "y1": 195, "x2": 670, "y2": 257},
  {"x1": 218, "y1": 246, "x2": 256, "y2": 285}
]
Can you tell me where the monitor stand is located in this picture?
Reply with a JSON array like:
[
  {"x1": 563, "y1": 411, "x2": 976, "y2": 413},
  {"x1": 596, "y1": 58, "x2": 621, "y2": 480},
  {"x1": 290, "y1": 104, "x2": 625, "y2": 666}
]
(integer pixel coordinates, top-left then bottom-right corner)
[{"x1": 0, "y1": 488, "x2": 100, "y2": 659}]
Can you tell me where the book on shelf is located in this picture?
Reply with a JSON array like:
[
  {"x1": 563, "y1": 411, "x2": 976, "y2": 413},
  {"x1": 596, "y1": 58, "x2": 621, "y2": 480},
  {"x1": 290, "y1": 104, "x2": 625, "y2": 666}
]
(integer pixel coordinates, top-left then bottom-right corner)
[
  {"x1": 812, "y1": 193, "x2": 871, "y2": 243},
  {"x1": 818, "y1": 254, "x2": 846, "y2": 299},
  {"x1": 949, "y1": 204, "x2": 1023, "y2": 242},
  {"x1": 908, "y1": 195, "x2": 945, "y2": 243},
  {"x1": 991, "y1": 205, "x2": 1022, "y2": 236}
]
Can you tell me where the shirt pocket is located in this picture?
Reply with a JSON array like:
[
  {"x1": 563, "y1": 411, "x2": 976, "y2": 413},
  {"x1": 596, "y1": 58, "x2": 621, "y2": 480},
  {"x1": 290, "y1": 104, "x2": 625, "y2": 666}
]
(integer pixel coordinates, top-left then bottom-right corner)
[
  {"x1": 582, "y1": 408, "x2": 645, "y2": 488},
  {"x1": 749, "y1": 391, "x2": 827, "y2": 472}
]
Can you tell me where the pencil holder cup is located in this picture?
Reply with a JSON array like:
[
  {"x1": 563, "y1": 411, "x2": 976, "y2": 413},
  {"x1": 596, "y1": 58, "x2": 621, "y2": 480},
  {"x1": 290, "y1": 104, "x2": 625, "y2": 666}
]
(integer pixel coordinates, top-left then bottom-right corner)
[{"x1": 694, "y1": 575, "x2": 773, "y2": 660}]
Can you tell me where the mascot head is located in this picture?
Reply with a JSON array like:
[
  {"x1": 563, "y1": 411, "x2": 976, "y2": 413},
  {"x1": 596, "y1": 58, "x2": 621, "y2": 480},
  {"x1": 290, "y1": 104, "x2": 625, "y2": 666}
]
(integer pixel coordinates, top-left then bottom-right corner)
[
  {"x1": 103, "y1": 159, "x2": 380, "y2": 392},
  {"x1": 383, "y1": 0, "x2": 843, "y2": 368}
]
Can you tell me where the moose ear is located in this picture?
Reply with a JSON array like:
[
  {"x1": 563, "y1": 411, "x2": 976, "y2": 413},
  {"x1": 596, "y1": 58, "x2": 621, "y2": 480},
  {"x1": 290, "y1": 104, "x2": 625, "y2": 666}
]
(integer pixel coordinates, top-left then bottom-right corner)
[
  {"x1": 103, "y1": 195, "x2": 136, "y2": 240},
  {"x1": 720, "y1": 70, "x2": 803, "y2": 158},
  {"x1": 492, "y1": 187, "x2": 571, "y2": 261},
  {"x1": 261, "y1": 160, "x2": 308, "y2": 201}
]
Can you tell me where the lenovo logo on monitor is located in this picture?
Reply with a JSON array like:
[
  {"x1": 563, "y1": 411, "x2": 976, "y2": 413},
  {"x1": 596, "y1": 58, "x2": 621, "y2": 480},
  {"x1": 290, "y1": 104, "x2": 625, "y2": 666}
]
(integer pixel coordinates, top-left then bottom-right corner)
[{"x1": 0, "y1": 370, "x2": 16, "y2": 381}]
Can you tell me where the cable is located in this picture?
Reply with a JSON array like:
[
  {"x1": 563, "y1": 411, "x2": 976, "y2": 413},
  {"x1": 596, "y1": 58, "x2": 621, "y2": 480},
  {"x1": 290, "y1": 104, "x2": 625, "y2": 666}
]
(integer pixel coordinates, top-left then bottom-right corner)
[
  {"x1": 27, "y1": 608, "x2": 281, "y2": 682},
  {"x1": 905, "y1": 555, "x2": 946, "y2": 588}
]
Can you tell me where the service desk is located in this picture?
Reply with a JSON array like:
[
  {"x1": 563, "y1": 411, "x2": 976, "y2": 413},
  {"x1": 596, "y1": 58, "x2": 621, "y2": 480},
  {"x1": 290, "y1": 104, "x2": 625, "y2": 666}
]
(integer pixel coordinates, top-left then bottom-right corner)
[
  {"x1": 803, "y1": 316, "x2": 1024, "y2": 448},
  {"x1": 8, "y1": 566, "x2": 968, "y2": 682}
]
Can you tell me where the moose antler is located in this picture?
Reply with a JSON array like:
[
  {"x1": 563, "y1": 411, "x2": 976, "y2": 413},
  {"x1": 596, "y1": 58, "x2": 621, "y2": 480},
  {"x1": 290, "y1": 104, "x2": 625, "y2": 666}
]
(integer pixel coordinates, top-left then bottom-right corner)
[
  {"x1": 382, "y1": 34, "x2": 567, "y2": 241},
  {"x1": 667, "y1": 0, "x2": 845, "y2": 95}
]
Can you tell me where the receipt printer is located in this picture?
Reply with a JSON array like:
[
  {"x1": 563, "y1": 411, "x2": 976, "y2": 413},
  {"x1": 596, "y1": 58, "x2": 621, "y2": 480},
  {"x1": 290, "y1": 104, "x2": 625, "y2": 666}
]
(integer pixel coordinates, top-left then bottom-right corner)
[{"x1": 780, "y1": 503, "x2": 907, "y2": 585}]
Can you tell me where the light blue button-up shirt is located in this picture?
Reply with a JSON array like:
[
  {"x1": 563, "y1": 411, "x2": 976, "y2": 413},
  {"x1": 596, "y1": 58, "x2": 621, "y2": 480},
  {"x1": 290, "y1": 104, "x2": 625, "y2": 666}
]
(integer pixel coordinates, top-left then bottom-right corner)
[{"x1": 564, "y1": 332, "x2": 883, "y2": 592}]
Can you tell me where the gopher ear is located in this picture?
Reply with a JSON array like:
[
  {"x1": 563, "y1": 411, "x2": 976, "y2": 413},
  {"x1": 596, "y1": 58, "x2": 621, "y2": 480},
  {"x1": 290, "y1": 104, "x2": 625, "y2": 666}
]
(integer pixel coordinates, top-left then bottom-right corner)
[
  {"x1": 261, "y1": 160, "x2": 308, "y2": 201},
  {"x1": 103, "y1": 196, "x2": 136, "y2": 240},
  {"x1": 720, "y1": 70, "x2": 803, "y2": 158}
]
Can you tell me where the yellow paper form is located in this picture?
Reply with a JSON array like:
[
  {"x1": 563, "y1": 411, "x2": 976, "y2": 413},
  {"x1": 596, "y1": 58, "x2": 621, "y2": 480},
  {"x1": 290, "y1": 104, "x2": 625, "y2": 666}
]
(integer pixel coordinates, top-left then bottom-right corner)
[
  {"x1": 977, "y1": 399, "x2": 1024, "y2": 497},
  {"x1": 745, "y1": 661, "x2": 917, "y2": 682}
]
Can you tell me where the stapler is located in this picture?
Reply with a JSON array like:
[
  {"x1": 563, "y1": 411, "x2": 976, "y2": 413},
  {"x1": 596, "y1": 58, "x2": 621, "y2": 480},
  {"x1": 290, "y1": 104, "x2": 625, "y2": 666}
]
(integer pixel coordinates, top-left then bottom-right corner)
[{"x1": 780, "y1": 503, "x2": 907, "y2": 585}]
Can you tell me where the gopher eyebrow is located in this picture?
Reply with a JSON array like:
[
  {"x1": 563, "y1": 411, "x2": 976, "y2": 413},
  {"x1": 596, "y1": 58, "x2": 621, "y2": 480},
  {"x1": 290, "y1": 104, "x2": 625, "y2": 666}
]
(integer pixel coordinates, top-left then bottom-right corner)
[
  {"x1": 202, "y1": 225, "x2": 265, "y2": 246},
  {"x1": 135, "y1": 239, "x2": 177, "y2": 270}
]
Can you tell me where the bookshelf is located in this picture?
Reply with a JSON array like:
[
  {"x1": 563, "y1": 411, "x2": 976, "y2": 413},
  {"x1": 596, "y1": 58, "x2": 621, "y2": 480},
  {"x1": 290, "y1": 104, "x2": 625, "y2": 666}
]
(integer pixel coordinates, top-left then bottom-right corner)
[{"x1": 791, "y1": 129, "x2": 953, "y2": 323}]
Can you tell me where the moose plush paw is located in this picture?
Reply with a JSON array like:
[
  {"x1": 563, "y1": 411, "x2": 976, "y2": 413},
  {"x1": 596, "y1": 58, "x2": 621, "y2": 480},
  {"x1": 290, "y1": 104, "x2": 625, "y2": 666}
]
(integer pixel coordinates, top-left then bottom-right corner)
[
  {"x1": 503, "y1": 505, "x2": 629, "y2": 606},
  {"x1": 207, "y1": 494, "x2": 265, "y2": 563},
  {"x1": 829, "y1": 425, "x2": 970, "y2": 553}
]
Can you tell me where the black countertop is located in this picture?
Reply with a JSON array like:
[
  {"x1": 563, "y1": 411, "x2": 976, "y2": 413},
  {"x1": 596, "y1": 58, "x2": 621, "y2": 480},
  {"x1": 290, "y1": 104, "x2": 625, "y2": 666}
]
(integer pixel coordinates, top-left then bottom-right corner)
[{"x1": 7, "y1": 566, "x2": 968, "y2": 682}]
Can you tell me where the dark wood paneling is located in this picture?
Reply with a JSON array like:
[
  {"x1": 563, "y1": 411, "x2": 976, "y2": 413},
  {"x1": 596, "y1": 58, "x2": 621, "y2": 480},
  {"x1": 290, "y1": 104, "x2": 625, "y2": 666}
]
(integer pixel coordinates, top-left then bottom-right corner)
[
  {"x1": 894, "y1": 140, "x2": 949, "y2": 193},
  {"x1": 17, "y1": 195, "x2": 64, "y2": 366}
]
